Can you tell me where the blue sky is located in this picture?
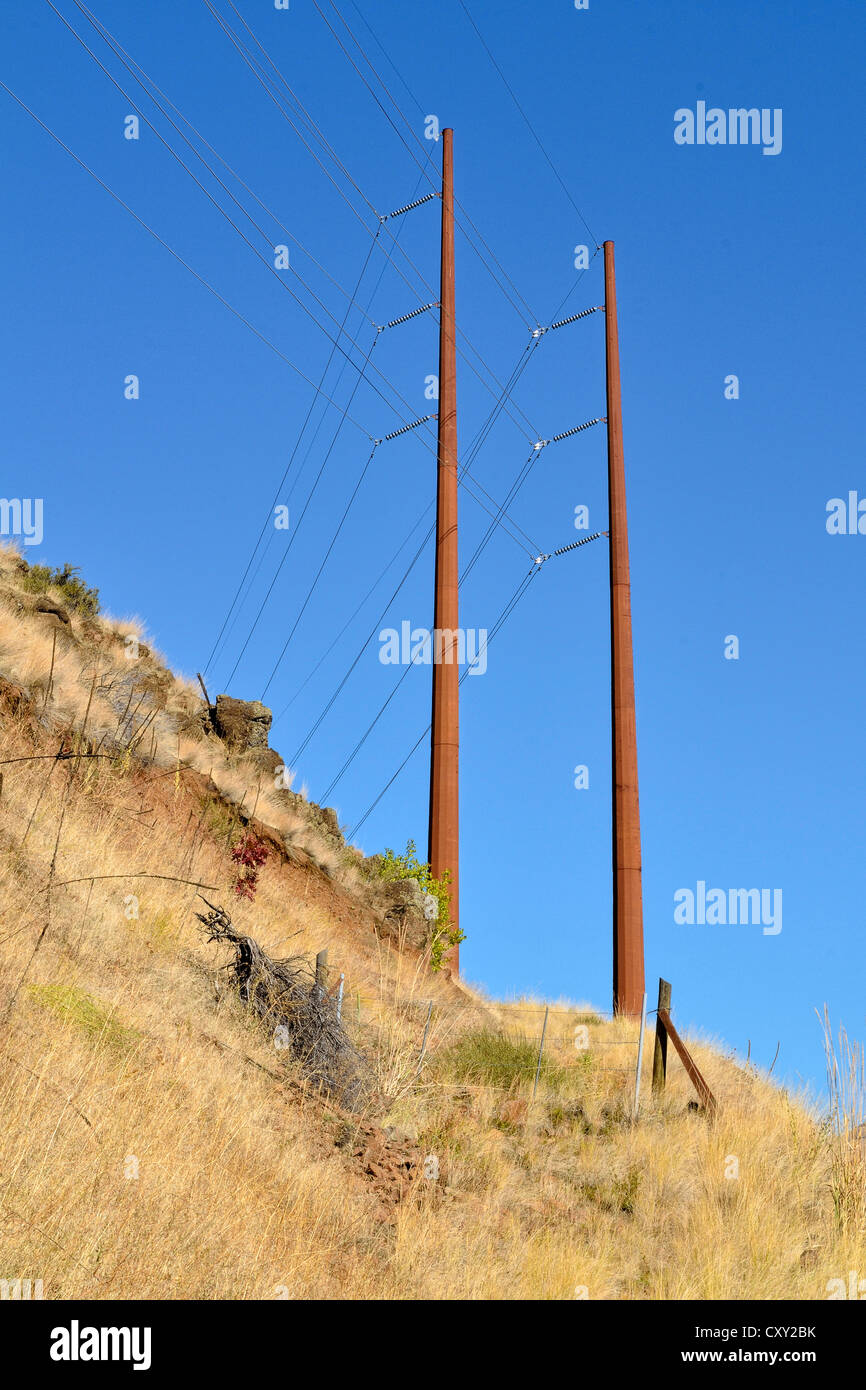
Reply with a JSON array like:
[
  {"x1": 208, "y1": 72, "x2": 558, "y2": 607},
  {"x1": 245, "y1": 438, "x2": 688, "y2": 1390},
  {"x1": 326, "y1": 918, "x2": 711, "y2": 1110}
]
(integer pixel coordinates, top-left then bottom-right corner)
[{"x1": 2, "y1": 0, "x2": 864, "y2": 1097}]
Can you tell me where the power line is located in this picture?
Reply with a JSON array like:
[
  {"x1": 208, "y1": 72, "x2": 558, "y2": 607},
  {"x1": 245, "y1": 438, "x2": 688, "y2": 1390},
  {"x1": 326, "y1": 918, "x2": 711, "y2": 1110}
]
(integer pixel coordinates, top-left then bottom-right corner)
[
  {"x1": 206, "y1": 144, "x2": 434, "y2": 681},
  {"x1": 72, "y1": 0, "x2": 383, "y2": 332},
  {"x1": 315, "y1": 411, "x2": 607, "y2": 800},
  {"x1": 287, "y1": 521, "x2": 436, "y2": 764},
  {"x1": 239, "y1": 419, "x2": 538, "y2": 698},
  {"x1": 258, "y1": 438, "x2": 382, "y2": 701},
  {"x1": 47, "y1": 4, "x2": 438, "y2": 689},
  {"x1": 209, "y1": 0, "x2": 543, "y2": 438},
  {"x1": 455, "y1": 0, "x2": 598, "y2": 246},
  {"x1": 317, "y1": 1, "x2": 606, "y2": 447},
  {"x1": 276, "y1": 332, "x2": 544, "y2": 754},
  {"x1": 206, "y1": 227, "x2": 386, "y2": 678},
  {"x1": 461, "y1": 416, "x2": 605, "y2": 585},
  {"x1": 279, "y1": 501, "x2": 436, "y2": 716},
  {"x1": 221, "y1": 356, "x2": 546, "y2": 693},
  {"x1": 0, "y1": 79, "x2": 375, "y2": 437},
  {"x1": 199, "y1": 0, "x2": 543, "y2": 538},
  {"x1": 54, "y1": 0, "x2": 544, "y2": 625},
  {"x1": 345, "y1": 522, "x2": 609, "y2": 837},
  {"x1": 36, "y1": 1, "x2": 601, "y2": 744},
  {"x1": 314, "y1": 0, "x2": 539, "y2": 328},
  {"x1": 51, "y1": 0, "x2": 452, "y2": 441},
  {"x1": 345, "y1": 561, "x2": 541, "y2": 837},
  {"x1": 222, "y1": 329, "x2": 382, "y2": 689},
  {"x1": 337, "y1": 0, "x2": 604, "y2": 334},
  {"x1": 205, "y1": 0, "x2": 431, "y2": 300},
  {"x1": 273, "y1": 319, "x2": 549, "y2": 760}
]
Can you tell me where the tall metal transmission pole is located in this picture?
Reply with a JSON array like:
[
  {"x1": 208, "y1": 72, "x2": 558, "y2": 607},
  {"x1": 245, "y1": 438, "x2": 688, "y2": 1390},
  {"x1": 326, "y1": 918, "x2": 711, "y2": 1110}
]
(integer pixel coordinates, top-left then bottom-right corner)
[
  {"x1": 604, "y1": 240, "x2": 645, "y2": 1015},
  {"x1": 428, "y1": 127, "x2": 460, "y2": 974}
]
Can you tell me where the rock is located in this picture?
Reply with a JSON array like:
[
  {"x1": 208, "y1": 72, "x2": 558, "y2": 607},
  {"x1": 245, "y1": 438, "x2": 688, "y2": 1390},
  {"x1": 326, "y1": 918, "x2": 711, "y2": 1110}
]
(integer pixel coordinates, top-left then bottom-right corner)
[
  {"x1": 248, "y1": 746, "x2": 287, "y2": 783},
  {"x1": 376, "y1": 877, "x2": 431, "y2": 952},
  {"x1": 384, "y1": 1124, "x2": 418, "y2": 1144},
  {"x1": 212, "y1": 695, "x2": 272, "y2": 752},
  {"x1": 305, "y1": 800, "x2": 344, "y2": 848},
  {"x1": 33, "y1": 597, "x2": 70, "y2": 626},
  {"x1": 0, "y1": 675, "x2": 36, "y2": 722}
]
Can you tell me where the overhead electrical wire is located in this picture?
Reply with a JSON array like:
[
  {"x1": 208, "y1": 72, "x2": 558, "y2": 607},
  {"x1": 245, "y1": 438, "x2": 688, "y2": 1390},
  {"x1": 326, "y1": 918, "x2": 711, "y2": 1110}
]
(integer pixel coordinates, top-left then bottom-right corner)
[
  {"x1": 287, "y1": 521, "x2": 436, "y2": 765},
  {"x1": 271, "y1": 330, "x2": 547, "y2": 745},
  {"x1": 335, "y1": 0, "x2": 602, "y2": 341},
  {"x1": 345, "y1": 526, "x2": 609, "y2": 836},
  {"x1": 325, "y1": 0, "x2": 542, "y2": 333},
  {"x1": 47, "y1": 0, "x2": 541, "y2": 688},
  {"x1": 257, "y1": 434, "x2": 382, "y2": 696},
  {"x1": 11, "y1": 6, "x2": 613, "y2": 863},
  {"x1": 215, "y1": 312, "x2": 540, "y2": 690},
  {"x1": 207, "y1": 0, "x2": 543, "y2": 440},
  {"x1": 310, "y1": 0, "x2": 606, "y2": 452},
  {"x1": 345, "y1": 560, "x2": 541, "y2": 837},
  {"x1": 311, "y1": 0, "x2": 539, "y2": 329},
  {"x1": 454, "y1": 0, "x2": 598, "y2": 247},
  {"x1": 36, "y1": 2, "x2": 606, "y2": 823},
  {"x1": 50, "y1": 0, "x2": 479, "y2": 445},
  {"x1": 206, "y1": 225, "x2": 387, "y2": 677},
  {"x1": 0, "y1": 79, "x2": 376, "y2": 438},
  {"x1": 71, "y1": 0, "x2": 383, "y2": 332},
  {"x1": 280, "y1": 502, "x2": 436, "y2": 715},
  {"x1": 269, "y1": 282, "x2": 598, "y2": 755},
  {"x1": 0, "y1": 82, "x2": 434, "y2": 767},
  {"x1": 312, "y1": 416, "x2": 604, "y2": 801},
  {"x1": 221, "y1": 328, "x2": 383, "y2": 689},
  {"x1": 227, "y1": 326, "x2": 550, "y2": 700}
]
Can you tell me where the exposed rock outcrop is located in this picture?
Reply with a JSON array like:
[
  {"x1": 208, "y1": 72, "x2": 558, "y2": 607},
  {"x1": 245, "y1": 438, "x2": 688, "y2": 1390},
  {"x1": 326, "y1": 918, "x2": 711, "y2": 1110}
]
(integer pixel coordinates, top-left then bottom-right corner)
[
  {"x1": 211, "y1": 695, "x2": 272, "y2": 752},
  {"x1": 375, "y1": 877, "x2": 434, "y2": 952},
  {"x1": 33, "y1": 597, "x2": 70, "y2": 626}
]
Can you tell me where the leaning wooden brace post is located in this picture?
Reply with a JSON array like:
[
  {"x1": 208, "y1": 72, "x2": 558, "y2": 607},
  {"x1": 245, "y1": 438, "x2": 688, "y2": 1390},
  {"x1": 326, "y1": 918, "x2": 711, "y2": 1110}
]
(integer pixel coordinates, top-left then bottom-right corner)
[
  {"x1": 656, "y1": 1006, "x2": 718, "y2": 1116},
  {"x1": 652, "y1": 977, "x2": 671, "y2": 1095}
]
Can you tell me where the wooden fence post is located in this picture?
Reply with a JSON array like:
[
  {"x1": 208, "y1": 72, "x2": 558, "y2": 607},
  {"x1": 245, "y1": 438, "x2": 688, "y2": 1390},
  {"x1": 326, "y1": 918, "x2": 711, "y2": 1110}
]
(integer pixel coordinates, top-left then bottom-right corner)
[
  {"x1": 315, "y1": 949, "x2": 328, "y2": 1002},
  {"x1": 652, "y1": 977, "x2": 671, "y2": 1095}
]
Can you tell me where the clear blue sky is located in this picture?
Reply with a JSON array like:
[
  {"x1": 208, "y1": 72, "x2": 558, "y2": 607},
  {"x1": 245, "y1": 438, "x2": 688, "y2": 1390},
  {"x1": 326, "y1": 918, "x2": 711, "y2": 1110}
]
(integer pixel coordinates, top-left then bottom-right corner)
[{"x1": 2, "y1": 0, "x2": 864, "y2": 1098}]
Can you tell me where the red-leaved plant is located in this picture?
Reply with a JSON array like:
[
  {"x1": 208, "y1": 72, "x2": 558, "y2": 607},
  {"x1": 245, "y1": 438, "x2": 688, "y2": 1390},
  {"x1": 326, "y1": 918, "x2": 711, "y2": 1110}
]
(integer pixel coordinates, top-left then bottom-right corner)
[{"x1": 230, "y1": 832, "x2": 270, "y2": 901}]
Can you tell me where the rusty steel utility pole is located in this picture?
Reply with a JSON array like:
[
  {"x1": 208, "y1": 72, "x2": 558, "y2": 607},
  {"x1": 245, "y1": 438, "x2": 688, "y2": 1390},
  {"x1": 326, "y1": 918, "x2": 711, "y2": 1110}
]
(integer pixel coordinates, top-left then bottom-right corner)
[
  {"x1": 604, "y1": 240, "x2": 645, "y2": 1016},
  {"x1": 428, "y1": 127, "x2": 460, "y2": 974}
]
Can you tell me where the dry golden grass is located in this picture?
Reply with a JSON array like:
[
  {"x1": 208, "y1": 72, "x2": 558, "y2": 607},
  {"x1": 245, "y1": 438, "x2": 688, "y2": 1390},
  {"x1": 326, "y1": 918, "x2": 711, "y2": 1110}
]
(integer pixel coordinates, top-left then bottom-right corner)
[
  {"x1": 0, "y1": 543, "x2": 355, "y2": 882},
  {"x1": 0, "y1": 544, "x2": 863, "y2": 1300}
]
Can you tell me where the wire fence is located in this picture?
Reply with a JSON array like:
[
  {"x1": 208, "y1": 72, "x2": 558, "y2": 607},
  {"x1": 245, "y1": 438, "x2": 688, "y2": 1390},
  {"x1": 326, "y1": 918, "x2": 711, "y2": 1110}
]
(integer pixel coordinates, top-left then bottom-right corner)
[{"x1": 340, "y1": 988, "x2": 653, "y2": 1116}]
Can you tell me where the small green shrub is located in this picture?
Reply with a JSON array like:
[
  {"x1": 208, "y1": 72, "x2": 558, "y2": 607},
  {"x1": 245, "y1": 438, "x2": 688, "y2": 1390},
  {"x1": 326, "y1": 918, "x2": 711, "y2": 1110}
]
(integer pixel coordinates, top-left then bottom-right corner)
[
  {"x1": 201, "y1": 797, "x2": 241, "y2": 842},
  {"x1": 26, "y1": 983, "x2": 139, "y2": 1052},
  {"x1": 377, "y1": 838, "x2": 463, "y2": 971},
  {"x1": 146, "y1": 909, "x2": 178, "y2": 951},
  {"x1": 22, "y1": 563, "x2": 100, "y2": 618},
  {"x1": 436, "y1": 1028, "x2": 564, "y2": 1092},
  {"x1": 580, "y1": 1165, "x2": 642, "y2": 1215}
]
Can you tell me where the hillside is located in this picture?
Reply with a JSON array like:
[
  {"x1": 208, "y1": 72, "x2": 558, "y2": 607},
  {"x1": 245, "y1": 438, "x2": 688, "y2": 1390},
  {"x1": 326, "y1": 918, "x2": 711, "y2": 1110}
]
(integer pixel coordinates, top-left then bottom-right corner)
[{"x1": 0, "y1": 544, "x2": 862, "y2": 1301}]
